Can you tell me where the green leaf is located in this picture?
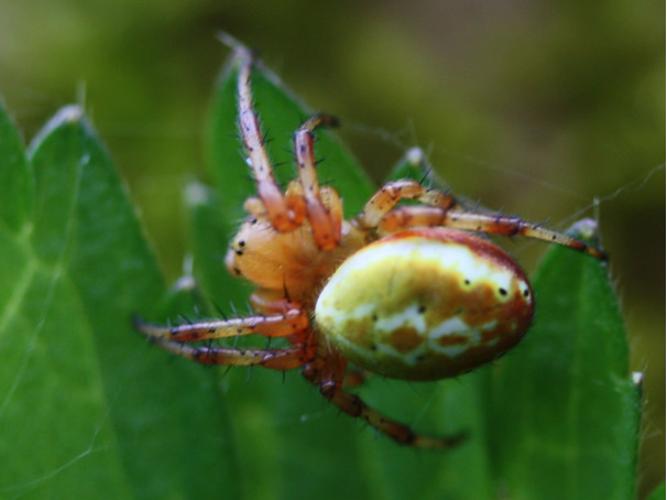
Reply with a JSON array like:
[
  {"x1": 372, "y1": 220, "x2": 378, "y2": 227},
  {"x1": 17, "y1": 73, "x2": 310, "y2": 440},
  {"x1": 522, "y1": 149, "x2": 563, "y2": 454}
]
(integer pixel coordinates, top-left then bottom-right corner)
[
  {"x1": 488, "y1": 221, "x2": 641, "y2": 499},
  {"x1": 202, "y1": 54, "x2": 378, "y2": 500},
  {"x1": 1, "y1": 47, "x2": 639, "y2": 499},
  {"x1": 387, "y1": 148, "x2": 640, "y2": 498},
  {"x1": 196, "y1": 52, "x2": 496, "y2": 500},
  {"x1": 648, "y1": 482, "x2": 666, "y2": 500},
  {"x1": 355, "y1": 145, "x2": 494, "y2": 500},
  {"x1": 0, "y1": 104, "x2": 236, "y2": 499},
  {"x1": 0, "y1": 103, "x2": 32, "y2": 233},
  {"x1": 386, "y1": 146, "x2": 430, "y2": 183},
  {"x1": 197, "y1": 51, "x2": 639, "y2": 500}
]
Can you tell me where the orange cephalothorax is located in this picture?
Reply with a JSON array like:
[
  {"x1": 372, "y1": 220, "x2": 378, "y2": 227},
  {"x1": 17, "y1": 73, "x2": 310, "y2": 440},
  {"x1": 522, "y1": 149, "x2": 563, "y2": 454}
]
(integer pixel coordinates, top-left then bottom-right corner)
[
  {"x1": 225, "y1": 217, "x2": 364, "y2": 304},
  {"x1": 136, "y1": 42, "x2": 607, "y2": 449}
]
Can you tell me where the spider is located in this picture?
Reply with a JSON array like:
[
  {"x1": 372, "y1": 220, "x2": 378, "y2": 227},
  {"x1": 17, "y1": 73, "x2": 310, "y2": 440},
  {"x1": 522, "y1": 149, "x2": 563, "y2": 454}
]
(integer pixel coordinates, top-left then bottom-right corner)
[{"x1": 135, "y1": 45, "x2": 607, "y2": 448}]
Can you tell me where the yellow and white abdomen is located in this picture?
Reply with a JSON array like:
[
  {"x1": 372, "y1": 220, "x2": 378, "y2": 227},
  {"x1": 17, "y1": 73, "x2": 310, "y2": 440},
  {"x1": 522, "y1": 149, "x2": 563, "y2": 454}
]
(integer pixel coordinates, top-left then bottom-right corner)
[{"x1": 315, "y1": 228, "x2": 534, "y2": 380}]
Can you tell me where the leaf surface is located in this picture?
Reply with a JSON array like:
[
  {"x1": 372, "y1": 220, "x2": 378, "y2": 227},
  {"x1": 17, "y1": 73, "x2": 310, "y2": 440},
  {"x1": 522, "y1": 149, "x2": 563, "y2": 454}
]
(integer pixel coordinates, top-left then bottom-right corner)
[
  {"x1": 0, "y1": 104, "x2": 235, "y2": 499},
  {"x1": 197, "y1": 55, "x2": 495, "y2": 500},
  {"x1": 488, "y1": 222, "x2": 641, "y2": 499},
  {"x1": 647, "y1": 482, "x2": 666, "y2": 500},
  {"x1": 0, "y1": 49, "x2": 640, "y2": 499}
]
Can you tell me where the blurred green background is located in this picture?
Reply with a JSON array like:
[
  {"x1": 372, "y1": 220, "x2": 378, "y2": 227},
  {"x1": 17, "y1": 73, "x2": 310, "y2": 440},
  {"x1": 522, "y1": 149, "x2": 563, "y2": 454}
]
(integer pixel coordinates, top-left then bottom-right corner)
[{"x1": 0, "y1": 0, "x2": 663, "y2": 496}]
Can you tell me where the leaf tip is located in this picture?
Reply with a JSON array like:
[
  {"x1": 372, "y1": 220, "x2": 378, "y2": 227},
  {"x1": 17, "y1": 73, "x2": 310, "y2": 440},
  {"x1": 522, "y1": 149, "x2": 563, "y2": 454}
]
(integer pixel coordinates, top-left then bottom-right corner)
[
  {"x1": 216, "y1": 31, "x2": 246, "y2": 52},
  {"x1": 565, "y1": 217, "x2": 609, "y2": 262},
  {"x1": 184, "y1": 181, "x2": 212, "y2": 208},
  {"x1": 171, "y1": 273, "x2": 197, "y2": 294},
  {"x1": 566, "y1": 217, "x2": 599, "y2": 242},
  {"x1": 29, "y1": 105, "x2": 88, "y2": 154},
  {"x1": 216, "y1": 31, "x2": 258, "y2": 68},
  {"x1": 54, "y1": 104, "x2": 85, "y2": 125},
  {"x1": 404, "y1": 146, "x2": 425, "y2": 166}
]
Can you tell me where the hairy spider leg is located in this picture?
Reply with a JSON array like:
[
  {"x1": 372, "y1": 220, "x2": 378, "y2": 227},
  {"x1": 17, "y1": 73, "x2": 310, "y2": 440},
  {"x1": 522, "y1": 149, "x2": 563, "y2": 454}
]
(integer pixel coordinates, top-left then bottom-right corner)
[
  {"x1": 249, "y1": 291, "x2": 303, "y2": 314},
  {"x1": 356, "y1": 179, "x2": 459, "y2": 230},
  {"x1": 302, "y1": 363, "x2": 467, "y2": 448},
  {"x1": 342, "y1": 369, "x2": 368, "y2": 388},
  {"x1": 320, "y1": 185, "x2": 343, "y2": 236},
  {"x1": 237, "y1": 49, "x2": 305, "y2": 231},
  {"x1": 377, "y1": 205, "x2": 608, "y2": 260},
  {"x1": 150, "y1": 340, "x2": 315, "y2": 369},
  {"x1": 294, "y1": 114, "x2": 343, "y2": 250},
  {"x1": 134, "y1": 309, "x2": 309, "y2": 342}
]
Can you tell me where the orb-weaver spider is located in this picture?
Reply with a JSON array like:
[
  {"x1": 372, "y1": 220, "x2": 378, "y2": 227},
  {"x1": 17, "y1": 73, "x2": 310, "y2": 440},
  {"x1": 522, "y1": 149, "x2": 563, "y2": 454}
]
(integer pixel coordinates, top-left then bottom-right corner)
[{"x1": 135, "y1": 43, "x2": 607, "y2": 448}]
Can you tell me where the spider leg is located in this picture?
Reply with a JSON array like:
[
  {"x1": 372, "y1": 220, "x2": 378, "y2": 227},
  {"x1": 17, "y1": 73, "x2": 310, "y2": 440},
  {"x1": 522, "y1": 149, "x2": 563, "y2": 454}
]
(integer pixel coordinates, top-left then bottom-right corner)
[
  {"x1": 302, "y1": 366, "x2": 466, "y2": 448},
  {"x1": 320, "y1": 186, "x2": 343, "y2": 237},
  {"x1": 294, "y1": 114, "x2": 343, "y2": 250},
  {"x1": 378, "y1": 206, "x2": 446, "y2": 233},
  {"x1": 249, "y1": 290, "x2": 302, "y2": 315},
  {"x1": 236, "y1": 48, "x2": 305, "y2": 231},
  {"x1": 150, "y1": 340, "x2": 315, "y2": 369},
  {"x1": 355, "y1": 179, "x2": 459, "y2": 230},
  {"x1": 343, "y1": 369, "x2": 368, "y2": 388},
  {"x1": 133, "y1": 309, "x2": 308, "y2": 342},
  {"x1": 243, "y1": 197, "x2": 267, "y2": 218},
  {"x1": 378, "y1": 205, "x2": 608, "y2": 260}
]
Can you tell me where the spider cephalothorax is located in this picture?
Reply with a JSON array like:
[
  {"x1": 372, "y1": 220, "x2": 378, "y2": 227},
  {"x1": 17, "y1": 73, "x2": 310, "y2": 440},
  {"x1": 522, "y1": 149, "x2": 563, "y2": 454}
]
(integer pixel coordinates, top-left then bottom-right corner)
[{"x1": 136, "y1": 44, "x2": 607, "y2": 448}]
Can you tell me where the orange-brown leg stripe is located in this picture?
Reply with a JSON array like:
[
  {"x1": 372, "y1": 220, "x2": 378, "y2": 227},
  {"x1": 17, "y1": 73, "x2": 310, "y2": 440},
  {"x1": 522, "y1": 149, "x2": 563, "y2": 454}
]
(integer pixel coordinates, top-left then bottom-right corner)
[
  {"x1": 357, "y1": 180, "x2": 458, "y2": 229},
  {"x1": 134, "y1": 310, "x2": 309, "y2": 342},
  {"x1": 376, "y1": 205, "x2": 607, "y2": 260},
  {"x1": 236, "y1": 50, "x2": 301, "y2": 232},
  {"x1": 443, "y1": 211, "x2": 608, "y2": 260},
  {"x1": 304, "y1": 370, "x2": 466, "y2": 449},
  {"x1": 152, "y1": 339, "x2": 314, "y2": 370},
  {"x1": 294, "y1": 115, "x2": 341, "y2": 250}
]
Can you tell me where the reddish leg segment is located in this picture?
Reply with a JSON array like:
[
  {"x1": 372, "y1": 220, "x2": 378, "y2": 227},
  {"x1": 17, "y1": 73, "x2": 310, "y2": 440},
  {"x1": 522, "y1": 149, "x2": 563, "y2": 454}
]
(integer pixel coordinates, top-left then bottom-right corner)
[
  {"x1": 302, "y1": 363, "x2": 466, "y2": 448},
  {"x1": 378, "y1": 206, "x2": 447, "y2": 233},
  {"x1": 237, "y1": 50, "x2": 305, "y2": 231},
  {"x1": 294, "y1": 114, "x2": 343, "y2": 250},
  {"x1": 320, "y1": 186, "x2": 343, "y2": 239},
  {"x1": 356, "y1": 180, "x2": 459, "y2": 230},
  {"x1": 343, "y1": 369, "x2": 368, "y2": 388},
  {"x1": 378, "y1": 205, "x2": 608, "y2": 260},
  {"x1": 152, "y1": 340, "x2": 314, "y2": 370},
  {"x1": 134, "y1": 309, "x2": 308, "y2": 342}
]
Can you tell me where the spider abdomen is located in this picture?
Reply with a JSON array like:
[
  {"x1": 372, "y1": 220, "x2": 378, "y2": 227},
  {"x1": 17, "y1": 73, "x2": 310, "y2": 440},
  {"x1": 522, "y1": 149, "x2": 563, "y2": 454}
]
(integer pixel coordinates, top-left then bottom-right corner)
[{"x1": 315, "y1": 228, "x2": 534, "y2": 380}]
